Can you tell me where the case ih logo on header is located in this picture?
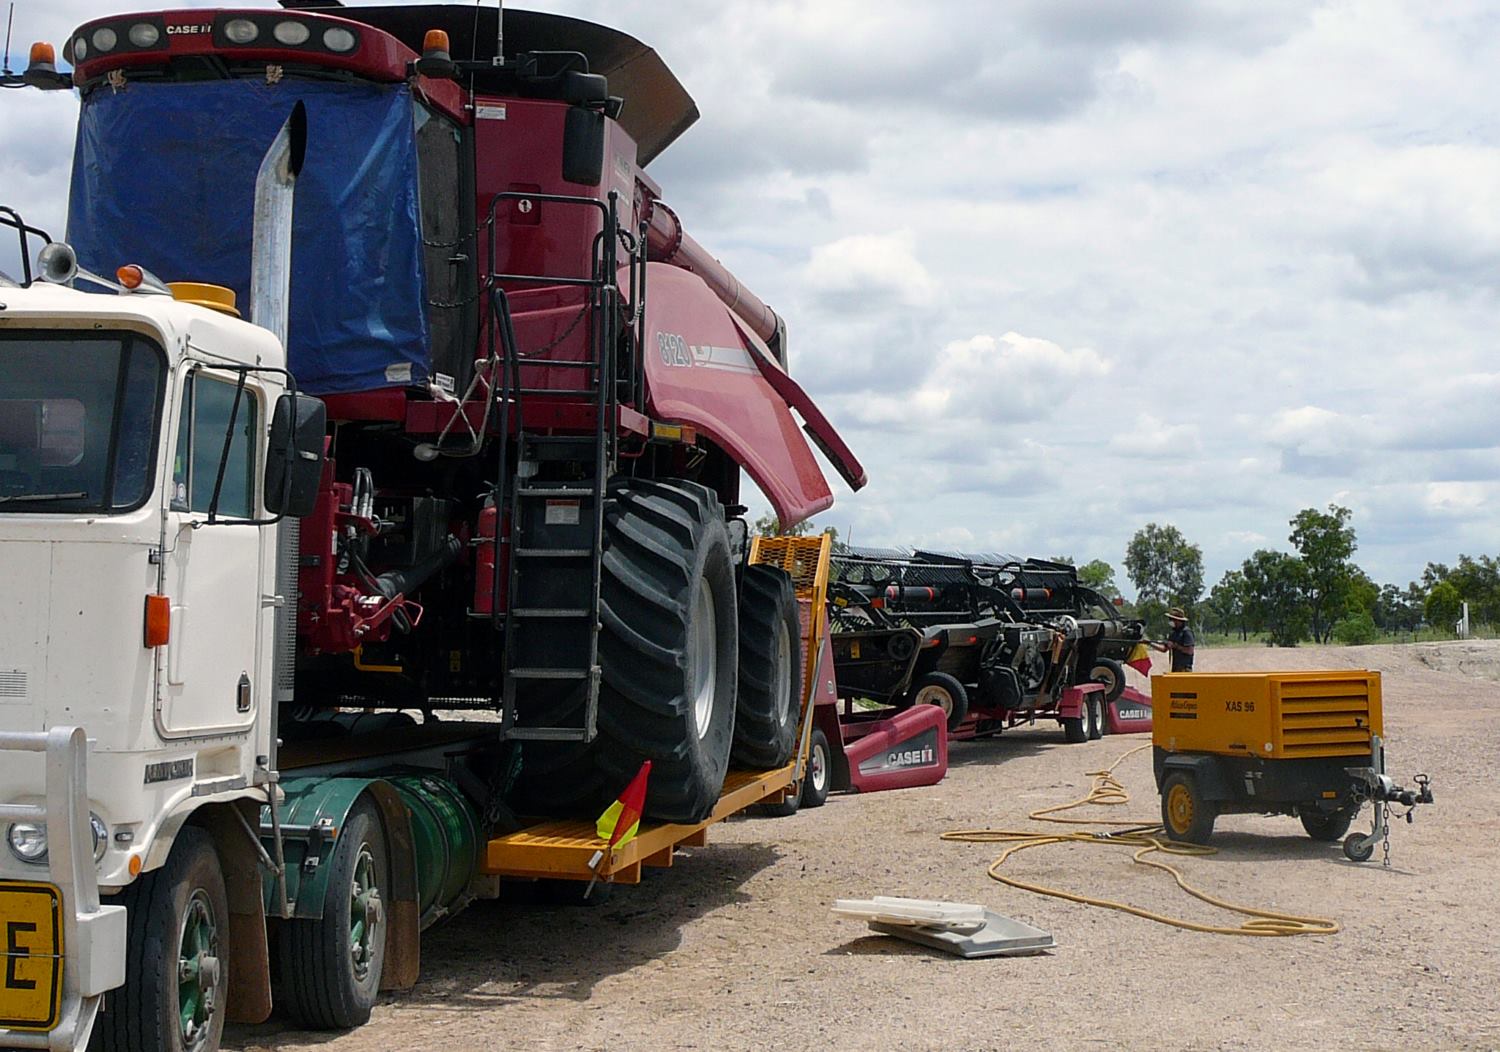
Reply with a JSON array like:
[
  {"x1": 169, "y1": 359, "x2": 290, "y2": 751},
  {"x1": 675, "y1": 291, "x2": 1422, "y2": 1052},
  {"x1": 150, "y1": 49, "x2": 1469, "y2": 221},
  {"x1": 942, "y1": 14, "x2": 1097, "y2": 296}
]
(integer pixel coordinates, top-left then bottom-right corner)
[
  {"x1": 166, "y1": 24, "x2": 213, "y2": 35},
  {"x1": 857, "y1": 727, "x2": 941, "y2": 776}
]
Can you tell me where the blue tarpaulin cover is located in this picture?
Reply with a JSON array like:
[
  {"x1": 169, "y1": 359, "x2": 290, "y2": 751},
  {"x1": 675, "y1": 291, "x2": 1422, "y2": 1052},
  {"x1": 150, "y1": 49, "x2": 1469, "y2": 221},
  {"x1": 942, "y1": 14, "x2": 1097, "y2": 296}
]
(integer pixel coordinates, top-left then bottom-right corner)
[{"x1": 68, "y1": 79, "x2": 430, "y2": 395}]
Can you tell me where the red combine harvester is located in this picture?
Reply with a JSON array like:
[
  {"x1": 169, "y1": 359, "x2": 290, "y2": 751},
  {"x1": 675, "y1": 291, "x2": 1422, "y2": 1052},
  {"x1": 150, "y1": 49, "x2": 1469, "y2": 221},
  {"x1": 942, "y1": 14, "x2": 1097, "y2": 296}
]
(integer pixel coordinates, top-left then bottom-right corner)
[{"x1": 53, "y1": 3, "x2": 867, "y2": 823}]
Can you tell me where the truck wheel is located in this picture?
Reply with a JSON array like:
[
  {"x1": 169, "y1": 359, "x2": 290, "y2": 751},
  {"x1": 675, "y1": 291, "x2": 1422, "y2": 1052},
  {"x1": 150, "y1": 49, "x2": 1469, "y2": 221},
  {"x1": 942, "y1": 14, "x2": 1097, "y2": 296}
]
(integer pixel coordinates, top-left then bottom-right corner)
[
  {"x1": 1161, "y1": 771, "x2": 1217, "y2": 844},
  {"x1": 1090, "y1": 657, "x2": 1126, "y2": 703},
  {"x1": 732, "y1": 564, "x2": 802, "y2": 768},
  {"x1": 909, "y1": 672, "x2": 969, "y2": 731},
  {"x1": 1342, "y1": 831, "x2": 1375, "y2": 863},
  {"x1": 595, "y1": 479, "x2": 738, "y2": 822},
  {"x1": 278, "y1": 800, "x2": 387, "y2": 1030},
  {"x1": 94, "y1": 827, "x2": 228, "y2": 1052},
  {"x1": 800, "y1": 726, "x2": 832, "y2": 808},
  {"x1": 1301, "y1": 808, "x2": 1355, "y2": 842}
]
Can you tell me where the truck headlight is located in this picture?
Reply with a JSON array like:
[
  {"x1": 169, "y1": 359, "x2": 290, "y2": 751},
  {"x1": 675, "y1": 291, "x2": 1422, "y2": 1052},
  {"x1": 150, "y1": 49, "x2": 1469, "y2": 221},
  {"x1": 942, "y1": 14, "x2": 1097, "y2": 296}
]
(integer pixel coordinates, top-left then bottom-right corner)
[
  {"x1": 7, "y1": 812, "x2": 109, "y2": 863},
  {"x1": 223, "y1": 18, "x2": 260, "y2": 44},
  {"x1": 7, "y1": 822, "x2": 47, "y2": 862}
]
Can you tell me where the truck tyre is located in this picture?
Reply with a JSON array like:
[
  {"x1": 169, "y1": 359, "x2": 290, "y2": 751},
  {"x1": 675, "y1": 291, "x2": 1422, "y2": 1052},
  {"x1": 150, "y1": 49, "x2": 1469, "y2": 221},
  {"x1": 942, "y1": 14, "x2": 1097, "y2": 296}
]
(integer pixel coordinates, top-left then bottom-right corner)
[
  {"x1": 732, "y1": 564, "x2": 802, "y2": 768},
  {"x1": 94, "y1": 826, "x2": 228, "y2": 1052},
  {"x1": 1161, "y1": 771, "x2": 1217, "y2": 844},
  {"x1": 800, "y1": 726, "x2": 832, "y2": 808},
  {"x1": 277, "y1": 800, "x2": 387, "y2": 1030},
  {"x1": 909, "y1": 672, "x2": 969, "y2": 732},
  {"x1": 1090, "y1": 657, "x2": 1126, "y2": 704},
  {"x1": 591, "y1": 479, "x2": 738, "y2": 821},
  {"x1": 1301, "y1": 808, "x2": 1355, "y2": 842}
]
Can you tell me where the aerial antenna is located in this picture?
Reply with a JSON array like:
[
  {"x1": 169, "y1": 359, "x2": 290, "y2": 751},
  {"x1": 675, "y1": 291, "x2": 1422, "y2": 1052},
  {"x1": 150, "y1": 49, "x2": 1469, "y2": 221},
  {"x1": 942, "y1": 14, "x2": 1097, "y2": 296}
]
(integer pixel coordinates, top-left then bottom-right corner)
[
  {"x1": 3, "y1": 4, "x2": 15, "y2": 76},
  {"x1": 501, "y1": 0, "x2": 513, "y2": 66}
]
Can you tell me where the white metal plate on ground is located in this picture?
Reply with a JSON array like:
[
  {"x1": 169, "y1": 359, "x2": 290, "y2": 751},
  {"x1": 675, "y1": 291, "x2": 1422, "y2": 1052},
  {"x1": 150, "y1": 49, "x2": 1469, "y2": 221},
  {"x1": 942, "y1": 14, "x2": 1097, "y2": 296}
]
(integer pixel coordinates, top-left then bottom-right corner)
[{"x1": 868, "y1": 911, "x2": 1056, "y2": 959}]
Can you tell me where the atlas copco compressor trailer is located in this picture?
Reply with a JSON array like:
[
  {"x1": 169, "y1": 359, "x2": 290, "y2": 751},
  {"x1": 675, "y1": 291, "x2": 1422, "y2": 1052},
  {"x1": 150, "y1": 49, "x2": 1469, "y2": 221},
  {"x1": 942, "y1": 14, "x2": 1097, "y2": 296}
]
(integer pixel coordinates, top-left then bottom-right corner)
[{"x1": 0, "y1": 6, "x2": 945, "y2": 1049}]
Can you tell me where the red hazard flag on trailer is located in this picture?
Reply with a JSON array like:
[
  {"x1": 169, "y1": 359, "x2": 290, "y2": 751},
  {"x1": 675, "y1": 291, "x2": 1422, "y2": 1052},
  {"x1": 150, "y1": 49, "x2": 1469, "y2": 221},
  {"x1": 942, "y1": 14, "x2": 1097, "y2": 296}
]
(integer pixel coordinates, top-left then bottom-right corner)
[
  {"x1": 596, "y1": 760, "x2": 652, "y2": 852},
  {"x1": 1127, "y1": 642, "x2": 1153, "y2": 678}
]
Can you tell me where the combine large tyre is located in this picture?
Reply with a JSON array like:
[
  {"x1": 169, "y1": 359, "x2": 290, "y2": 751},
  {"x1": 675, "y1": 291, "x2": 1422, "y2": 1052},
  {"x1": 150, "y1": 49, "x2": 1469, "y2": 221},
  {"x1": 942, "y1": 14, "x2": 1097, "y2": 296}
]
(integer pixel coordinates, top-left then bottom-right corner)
[
  {"x1": 590, "y1": 479, "x2": 739, "y2": 822},
  {"x1": 732, "y1": 564, "x2": 802, "y2": 769}
]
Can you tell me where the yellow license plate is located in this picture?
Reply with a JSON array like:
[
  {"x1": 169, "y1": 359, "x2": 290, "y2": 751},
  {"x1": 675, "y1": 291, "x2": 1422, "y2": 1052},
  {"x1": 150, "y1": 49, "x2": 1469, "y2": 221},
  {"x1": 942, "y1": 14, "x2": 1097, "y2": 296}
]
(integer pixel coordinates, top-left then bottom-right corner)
[{"x1": 0, "y1": 881, "x2": 62, "y2": 1032}]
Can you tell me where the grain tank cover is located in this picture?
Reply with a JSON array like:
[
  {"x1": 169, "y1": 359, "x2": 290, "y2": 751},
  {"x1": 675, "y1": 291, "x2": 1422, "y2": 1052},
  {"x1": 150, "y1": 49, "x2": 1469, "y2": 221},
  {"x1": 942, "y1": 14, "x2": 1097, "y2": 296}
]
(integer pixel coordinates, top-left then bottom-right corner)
[
  {"x1": 67, "y1": 79, "x2": 429, "y2": 395},
  {"x1": 330, "y1": 4, "x2": 699, "y2": 165}
]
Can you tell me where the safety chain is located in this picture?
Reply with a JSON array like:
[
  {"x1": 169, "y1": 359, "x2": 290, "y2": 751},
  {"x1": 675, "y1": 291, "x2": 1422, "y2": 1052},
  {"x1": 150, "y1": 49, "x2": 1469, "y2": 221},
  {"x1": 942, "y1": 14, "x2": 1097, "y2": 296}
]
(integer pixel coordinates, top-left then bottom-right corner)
[{"x1": 1382, "y1": 804, "x2": 1392, "y2": 869}]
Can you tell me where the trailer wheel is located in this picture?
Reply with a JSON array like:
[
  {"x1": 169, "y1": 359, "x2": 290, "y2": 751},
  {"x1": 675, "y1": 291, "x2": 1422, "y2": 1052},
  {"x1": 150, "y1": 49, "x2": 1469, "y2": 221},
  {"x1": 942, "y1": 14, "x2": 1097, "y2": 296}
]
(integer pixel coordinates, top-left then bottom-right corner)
[
  {"x1": 595, "y1": 480, "x2": 738, "y2": 821},
  {"x1": 1342, "y1": 831, "x2": 1375, "y2": 863},
  {"x1": 800, "y1": 726, "x2": 832, "y2": 809},
  {"x1": 1301, "y1": 808, "x2": 1355, "y2": 842},
  {"x1": 909, "y1": 672, "x2": 969, "y2": 731},
  {"x1": 1160, "y1": 771, "x2": 1217, "y2": 844},
  {"x1": 94, "y1": 827, "x2": 227, "y2": 1052},
  {"x1": 1062, "y1": 707, "x2": 1089, "y2": 743},
  {"x1": 278, "y1": 800, "x2": 387, "y2": 1030},
  {"x1": 759, "y1": 781, "x2": 802, "y2": 818},
  {"x1": 1090, "y1": 657, "x2": 1126, "y2": 704},
  {"x1": 1087, "y1": 695, "x2": 1104, "y2": 740},
  {"x1": 732, "y1": 564, "x2": 802, "y2": 768}
]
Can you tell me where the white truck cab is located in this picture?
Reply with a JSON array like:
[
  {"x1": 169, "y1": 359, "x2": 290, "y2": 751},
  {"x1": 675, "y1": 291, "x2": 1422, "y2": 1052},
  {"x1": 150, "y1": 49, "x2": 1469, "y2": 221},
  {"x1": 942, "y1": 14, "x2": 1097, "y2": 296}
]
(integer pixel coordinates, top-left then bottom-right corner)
[{"x1": 0, "y1": 247, "x2": 324, "y2": 1047}]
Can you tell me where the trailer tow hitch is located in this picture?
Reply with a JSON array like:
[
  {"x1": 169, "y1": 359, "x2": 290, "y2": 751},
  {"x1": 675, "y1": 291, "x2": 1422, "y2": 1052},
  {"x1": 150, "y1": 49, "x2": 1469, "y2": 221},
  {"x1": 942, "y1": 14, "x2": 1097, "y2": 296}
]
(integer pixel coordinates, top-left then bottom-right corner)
[{"x1": 1343, "y1": 736, "x2": 1434, "y2": 865}]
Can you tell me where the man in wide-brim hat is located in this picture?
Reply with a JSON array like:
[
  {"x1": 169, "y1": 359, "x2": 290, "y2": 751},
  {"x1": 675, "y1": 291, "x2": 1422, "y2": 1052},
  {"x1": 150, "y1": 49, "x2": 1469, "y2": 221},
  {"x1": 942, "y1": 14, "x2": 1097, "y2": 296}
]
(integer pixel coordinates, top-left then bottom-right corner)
[{"x1": 1152, "y1": 607, "x2": 1195, "y2": 672}]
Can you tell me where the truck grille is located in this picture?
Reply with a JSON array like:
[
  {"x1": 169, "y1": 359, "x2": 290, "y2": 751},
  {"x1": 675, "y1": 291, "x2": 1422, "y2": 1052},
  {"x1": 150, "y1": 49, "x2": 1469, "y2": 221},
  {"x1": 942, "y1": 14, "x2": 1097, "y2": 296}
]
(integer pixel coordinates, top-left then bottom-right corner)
[{"x1": 1279, "y1": 677, "x2": 1375, "y2": 757}]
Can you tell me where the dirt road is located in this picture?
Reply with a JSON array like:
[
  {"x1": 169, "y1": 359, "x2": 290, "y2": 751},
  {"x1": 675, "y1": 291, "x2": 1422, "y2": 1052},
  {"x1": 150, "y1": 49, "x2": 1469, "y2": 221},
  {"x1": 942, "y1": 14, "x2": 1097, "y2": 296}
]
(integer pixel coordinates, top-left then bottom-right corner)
[{"x1": 229, "y1": 642, "x2": 1500, "y2": 1051}]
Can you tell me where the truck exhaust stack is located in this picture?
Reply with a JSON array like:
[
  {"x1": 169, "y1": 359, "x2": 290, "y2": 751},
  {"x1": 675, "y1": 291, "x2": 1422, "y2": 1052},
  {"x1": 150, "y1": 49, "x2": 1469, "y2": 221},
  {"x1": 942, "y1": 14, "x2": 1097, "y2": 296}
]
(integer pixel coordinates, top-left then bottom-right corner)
[{"x1": 250, "y1": 102, "x2": 306, "y2": 347}]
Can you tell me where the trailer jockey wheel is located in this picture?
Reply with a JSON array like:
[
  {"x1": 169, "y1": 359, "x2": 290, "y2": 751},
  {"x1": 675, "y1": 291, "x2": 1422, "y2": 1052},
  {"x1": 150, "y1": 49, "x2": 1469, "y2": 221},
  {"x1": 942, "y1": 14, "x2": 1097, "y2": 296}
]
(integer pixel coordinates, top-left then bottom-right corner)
[
  {"x1": 909, "y1": 672, "x2": 969, "y2": 732},
  {"x1": 1160, "y1": 771, "x2": 1217, "y2": 844},
  {"x1": 278, "y1": 799, "x2": 388, "y2": 1030}
]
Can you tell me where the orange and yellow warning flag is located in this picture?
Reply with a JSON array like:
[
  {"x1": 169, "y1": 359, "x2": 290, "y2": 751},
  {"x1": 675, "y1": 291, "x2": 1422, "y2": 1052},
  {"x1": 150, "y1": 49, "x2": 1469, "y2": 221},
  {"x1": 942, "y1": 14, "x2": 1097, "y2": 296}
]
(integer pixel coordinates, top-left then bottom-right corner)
[
  {"x1": 596, "y1": 760, "x2": 652, "y2": 852},
  {"x1": 1127, "y1": 642, "x2": 1153, "y2": 678}
]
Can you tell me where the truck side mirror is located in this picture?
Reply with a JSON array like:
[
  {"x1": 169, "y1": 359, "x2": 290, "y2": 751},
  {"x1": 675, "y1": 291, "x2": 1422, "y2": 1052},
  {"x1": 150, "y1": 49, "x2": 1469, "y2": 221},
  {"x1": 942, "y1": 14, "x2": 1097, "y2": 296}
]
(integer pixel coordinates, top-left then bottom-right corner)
[{"x1": 264, "y1": 392, "x2": 325, "y2": 517}]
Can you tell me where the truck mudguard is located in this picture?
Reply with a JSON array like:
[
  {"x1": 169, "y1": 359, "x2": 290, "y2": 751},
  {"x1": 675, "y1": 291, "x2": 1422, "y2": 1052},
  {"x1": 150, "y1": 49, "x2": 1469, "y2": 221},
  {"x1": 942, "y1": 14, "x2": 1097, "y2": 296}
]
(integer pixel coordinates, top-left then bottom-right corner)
[{"x1": 68, "y1": 79, "x2": 430, "y2": 395}]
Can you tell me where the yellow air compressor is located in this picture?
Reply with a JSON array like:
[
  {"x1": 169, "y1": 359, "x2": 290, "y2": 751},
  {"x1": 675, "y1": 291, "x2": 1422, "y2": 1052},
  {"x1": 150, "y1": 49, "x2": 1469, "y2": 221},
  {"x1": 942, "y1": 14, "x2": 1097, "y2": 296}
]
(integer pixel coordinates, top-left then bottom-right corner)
[{"x1": 1151, "y1": 670, "x2": 1431, "y2": 862}]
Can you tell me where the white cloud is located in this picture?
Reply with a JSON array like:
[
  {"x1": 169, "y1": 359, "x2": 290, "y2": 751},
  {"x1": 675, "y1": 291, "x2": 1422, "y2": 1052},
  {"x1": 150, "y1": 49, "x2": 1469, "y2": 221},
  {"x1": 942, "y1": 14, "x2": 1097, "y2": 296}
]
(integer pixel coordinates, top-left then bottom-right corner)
[{"x1": 801, "y1": 233, "x2": 937, "y2": 309}]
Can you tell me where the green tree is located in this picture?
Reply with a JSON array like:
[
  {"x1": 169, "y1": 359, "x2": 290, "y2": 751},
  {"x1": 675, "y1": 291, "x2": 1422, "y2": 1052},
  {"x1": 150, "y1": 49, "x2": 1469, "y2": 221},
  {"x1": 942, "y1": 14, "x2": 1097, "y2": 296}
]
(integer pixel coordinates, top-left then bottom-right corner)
[
  {"x1": 1376, "y1": 583, "x2": 1421, "y2": 633},
  {"x1": 1288, "y1": 503, "x2": 1357, "y2": 644},
  {"x1": 1241, "y1": 549, "x2": 1309, "y2": 647},
  {"x1": 1206, "y1": 569, "x2": 1251, "y2": 641},
  {"x1": 1425, "y1": 580, "x2": 1463, "y2": 632},
  {"x1": 1077, "y1": 559, "x2": 1119, "y2": 598},
  {"x1": 1124, "y1": 523, "x2": 1204, "y2": 630},
  {"x1": 1332, "y1": 610, "x2": 1379, "y2": 645},
  {"x1": 752, "y1": 513, "x2": 837, "y2": 539}
]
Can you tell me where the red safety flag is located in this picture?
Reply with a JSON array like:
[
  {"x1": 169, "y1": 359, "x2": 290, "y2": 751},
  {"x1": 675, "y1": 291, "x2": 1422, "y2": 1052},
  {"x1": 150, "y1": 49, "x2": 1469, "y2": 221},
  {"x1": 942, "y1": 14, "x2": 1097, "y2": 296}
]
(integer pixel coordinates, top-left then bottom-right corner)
[
  {"x1": 596, "y1": 760, "x2": 651, "y2": 852},
  {"x1": 1127, "y1": 642, "x2": 1153, "y2": 678}
]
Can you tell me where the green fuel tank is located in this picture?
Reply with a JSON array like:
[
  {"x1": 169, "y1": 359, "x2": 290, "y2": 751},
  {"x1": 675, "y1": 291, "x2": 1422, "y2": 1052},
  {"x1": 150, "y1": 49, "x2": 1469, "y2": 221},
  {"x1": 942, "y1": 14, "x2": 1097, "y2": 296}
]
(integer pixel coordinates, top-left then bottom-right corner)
[{"x1": 383, "y1": 771, "x2": 484, "y2": 927}]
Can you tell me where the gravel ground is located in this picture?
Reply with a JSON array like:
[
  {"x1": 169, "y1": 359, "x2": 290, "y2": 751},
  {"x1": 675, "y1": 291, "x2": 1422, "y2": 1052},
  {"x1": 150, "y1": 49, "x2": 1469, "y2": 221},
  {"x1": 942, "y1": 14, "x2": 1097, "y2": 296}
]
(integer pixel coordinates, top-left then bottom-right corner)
[{"x1": 229, "y1": 641, "x2": 1500, "y2": 1052}]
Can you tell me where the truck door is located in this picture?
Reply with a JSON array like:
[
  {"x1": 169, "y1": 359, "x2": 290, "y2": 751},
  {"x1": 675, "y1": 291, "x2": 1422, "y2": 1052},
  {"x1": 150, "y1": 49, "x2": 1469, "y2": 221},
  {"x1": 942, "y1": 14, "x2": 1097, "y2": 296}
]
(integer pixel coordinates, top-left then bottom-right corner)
[{"x1": 158, "y1": 367, "x2": 264, "y2": 738}]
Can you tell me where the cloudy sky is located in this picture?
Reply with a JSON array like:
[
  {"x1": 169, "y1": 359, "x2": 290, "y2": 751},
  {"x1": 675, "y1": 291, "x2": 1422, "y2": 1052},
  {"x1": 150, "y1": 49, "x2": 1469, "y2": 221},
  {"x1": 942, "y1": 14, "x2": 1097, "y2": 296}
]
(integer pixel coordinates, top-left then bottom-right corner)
[{"x1": 4, "y1": 0, "x2": 1498, "y2": 596}]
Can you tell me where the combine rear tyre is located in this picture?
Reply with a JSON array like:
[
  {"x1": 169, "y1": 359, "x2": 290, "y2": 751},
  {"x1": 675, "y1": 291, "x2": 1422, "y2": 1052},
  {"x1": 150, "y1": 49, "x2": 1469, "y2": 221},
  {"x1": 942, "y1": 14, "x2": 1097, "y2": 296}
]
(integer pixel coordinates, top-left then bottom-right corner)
[{"x1": 732, "y1": 564, "x2": 802, "y2": 768}]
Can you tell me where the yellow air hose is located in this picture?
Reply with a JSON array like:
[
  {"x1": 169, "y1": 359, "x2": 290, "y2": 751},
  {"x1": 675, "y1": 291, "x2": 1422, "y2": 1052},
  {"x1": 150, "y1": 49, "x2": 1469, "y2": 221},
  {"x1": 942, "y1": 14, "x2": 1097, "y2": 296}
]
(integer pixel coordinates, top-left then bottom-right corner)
[{"x1": 941, "y1": 743, "x2": 1340, "y2": 937}]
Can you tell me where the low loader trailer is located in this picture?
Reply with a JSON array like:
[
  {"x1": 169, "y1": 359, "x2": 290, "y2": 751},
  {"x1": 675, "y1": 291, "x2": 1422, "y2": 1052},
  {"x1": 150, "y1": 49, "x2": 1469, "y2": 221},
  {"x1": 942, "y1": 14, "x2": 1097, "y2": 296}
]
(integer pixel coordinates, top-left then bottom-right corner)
[
  {"x1": 0, "y1": 5, "x2": 944, "y2": 1049},
  {"x1": 1152, "y1": 670, "x2": 1431, "y2": 860}
]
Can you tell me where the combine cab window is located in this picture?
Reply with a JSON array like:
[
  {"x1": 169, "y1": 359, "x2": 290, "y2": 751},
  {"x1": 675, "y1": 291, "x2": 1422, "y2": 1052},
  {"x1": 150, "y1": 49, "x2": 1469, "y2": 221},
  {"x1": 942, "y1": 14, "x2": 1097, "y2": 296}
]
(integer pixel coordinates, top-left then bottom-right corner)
[
  {"x1": 0, "y1": 331, "x2": 165, "y2": 513},
  {"x1": 171, "y1": 371, "x2": 259, "y2": 518}
]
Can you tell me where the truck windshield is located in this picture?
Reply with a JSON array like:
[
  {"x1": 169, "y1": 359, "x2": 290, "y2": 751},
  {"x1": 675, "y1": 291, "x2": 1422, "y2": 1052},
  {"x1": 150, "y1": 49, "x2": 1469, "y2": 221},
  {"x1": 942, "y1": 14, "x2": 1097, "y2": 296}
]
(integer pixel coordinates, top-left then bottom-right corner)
[{"x1": 0, "y1": 331, "x2": 165, "y2": 513}]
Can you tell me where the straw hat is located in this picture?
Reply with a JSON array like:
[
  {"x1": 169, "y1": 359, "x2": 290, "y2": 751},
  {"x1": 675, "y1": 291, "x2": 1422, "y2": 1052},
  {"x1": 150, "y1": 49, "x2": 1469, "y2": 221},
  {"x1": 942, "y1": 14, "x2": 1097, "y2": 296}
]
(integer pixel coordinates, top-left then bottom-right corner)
[{"x1": 1167, "y1": 607, "x2": 1187, "y2": 622}]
